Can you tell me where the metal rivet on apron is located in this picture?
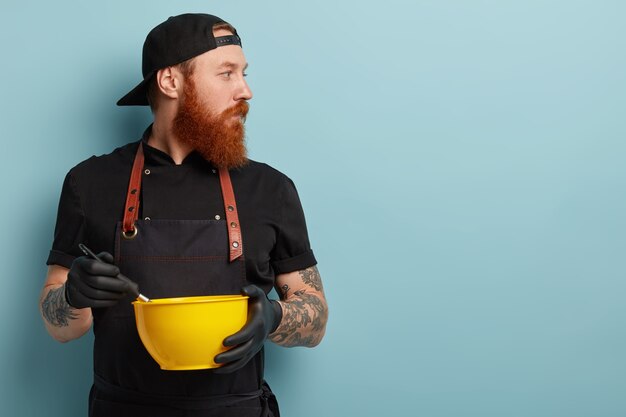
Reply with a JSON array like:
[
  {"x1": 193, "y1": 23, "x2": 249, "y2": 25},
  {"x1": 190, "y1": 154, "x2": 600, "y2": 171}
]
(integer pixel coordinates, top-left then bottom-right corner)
[
  {"x1": 227, "y1": 205, "x2": 234, "y2": 212},
  {"x1": 128, "y1": 206, "x2": 134, "y2": 212},
  {"x1": 215, "y1": 215, "x2": 221, "y2": 220},
  {"x1": 230, "y1": 222, "x2": 237, "y2": 228},
  {"x1": 212, "y1": 169, "x2": 217, "y2": 174},
  {"x1": 131, "y1": 189, "x2": 137, "y2": 195},
  {"x1": 144, "y1": 217, "x2": 151, "y2": 221},
  {"x1": 121, "y1": 227, "x2": 138, "y2": 239},
  {"x1": 232, "y1": 241, "x2": 239, "y2": 248},
  {"x1": 144, "y1": 169, "x2": 151, "y2": 175}
]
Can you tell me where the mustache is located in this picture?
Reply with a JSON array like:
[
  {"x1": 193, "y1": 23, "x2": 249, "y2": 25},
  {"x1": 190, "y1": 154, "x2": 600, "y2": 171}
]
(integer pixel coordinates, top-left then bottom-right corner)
[{"x1": 221, "y1": 101, "x2": 250, "y2": 120}]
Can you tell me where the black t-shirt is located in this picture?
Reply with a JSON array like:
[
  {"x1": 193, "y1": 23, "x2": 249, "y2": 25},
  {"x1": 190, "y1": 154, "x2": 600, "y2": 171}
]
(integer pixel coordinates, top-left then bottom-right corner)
[{"x1": 47, "y1": 130, "x2": 317, "y2": 292}]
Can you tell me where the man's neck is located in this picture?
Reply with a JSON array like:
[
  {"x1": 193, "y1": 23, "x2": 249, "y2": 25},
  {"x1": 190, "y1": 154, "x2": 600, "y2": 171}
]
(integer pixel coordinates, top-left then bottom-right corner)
[{"x1": 147, "y1": 120, "x2": 194, "y2": 165}]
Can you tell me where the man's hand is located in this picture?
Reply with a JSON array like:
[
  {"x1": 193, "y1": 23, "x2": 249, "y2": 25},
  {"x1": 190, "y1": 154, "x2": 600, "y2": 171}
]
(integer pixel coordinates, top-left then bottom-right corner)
[
  {"x1": 65, "y1": 252, "x2": 132, "y2": 309},
  {"x1": 213, "y1": 285, "x2": 282, "y2": 373}
]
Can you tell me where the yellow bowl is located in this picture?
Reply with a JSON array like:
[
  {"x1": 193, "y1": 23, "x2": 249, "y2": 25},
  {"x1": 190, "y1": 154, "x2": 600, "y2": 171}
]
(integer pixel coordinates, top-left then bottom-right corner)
[{"x1": 133, "y1": 295, "x2": 248, "y2": 371}]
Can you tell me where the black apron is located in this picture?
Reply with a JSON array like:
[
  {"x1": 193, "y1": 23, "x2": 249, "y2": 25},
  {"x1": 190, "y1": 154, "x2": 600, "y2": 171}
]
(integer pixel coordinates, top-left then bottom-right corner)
[{"x1": 89, "y1": 143, "x2": 279, "y2": 417}]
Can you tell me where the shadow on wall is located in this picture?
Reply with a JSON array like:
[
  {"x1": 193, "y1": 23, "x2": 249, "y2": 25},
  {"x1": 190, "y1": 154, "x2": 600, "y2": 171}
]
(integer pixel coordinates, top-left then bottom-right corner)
[
  {"x1": 102, "y1": 101, "x2": 154, "y2": 148},
  {"x1": 12, "y1": 201, "x2": 93, "y2": 416},
  {"x1": 84, "y1": 59, "x2": 155, "y2": 149}
]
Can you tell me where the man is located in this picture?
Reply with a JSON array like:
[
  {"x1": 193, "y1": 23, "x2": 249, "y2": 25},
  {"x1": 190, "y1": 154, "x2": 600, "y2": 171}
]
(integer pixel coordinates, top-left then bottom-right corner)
[{"x1": 39, "y1": 13, "x2": 328, "y2": 417}]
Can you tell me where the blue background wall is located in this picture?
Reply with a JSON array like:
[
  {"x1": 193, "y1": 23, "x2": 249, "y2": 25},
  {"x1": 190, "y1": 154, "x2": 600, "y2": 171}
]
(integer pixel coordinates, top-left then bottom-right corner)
[{"x1": 1, "y1": 1, "x2": 625, "y2": 416}]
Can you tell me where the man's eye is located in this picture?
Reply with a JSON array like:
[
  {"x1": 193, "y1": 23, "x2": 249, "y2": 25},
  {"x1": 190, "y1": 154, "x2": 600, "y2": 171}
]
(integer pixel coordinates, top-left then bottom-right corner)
[
  {"x1": 221, "y1": 71, "x2": 232, "y2": 78},
  {"x1": 243, "y1": 72, "x2": 249, "y2": 77}
]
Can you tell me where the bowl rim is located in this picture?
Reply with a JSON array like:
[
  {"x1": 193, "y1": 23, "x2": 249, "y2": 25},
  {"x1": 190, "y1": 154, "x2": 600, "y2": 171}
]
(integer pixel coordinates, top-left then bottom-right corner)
[{"x1": 133, "y1": 294, "x2": 249, "y2": 306}]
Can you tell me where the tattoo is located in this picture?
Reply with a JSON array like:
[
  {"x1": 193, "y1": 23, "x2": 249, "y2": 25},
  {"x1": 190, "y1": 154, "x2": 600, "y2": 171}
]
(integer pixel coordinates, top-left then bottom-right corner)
[
  {"x1": 299, "y1": 266, "x2": 323, "y2": 291},
  {"x1": 270, "y1": 289, "x2": 328, "y2": 347},
  {"x1": 41, "y1": 286, "x2": 77, "y2": 327},
  {"x1": 270, "y1": 266, "x2": 328, "y2": 347}
]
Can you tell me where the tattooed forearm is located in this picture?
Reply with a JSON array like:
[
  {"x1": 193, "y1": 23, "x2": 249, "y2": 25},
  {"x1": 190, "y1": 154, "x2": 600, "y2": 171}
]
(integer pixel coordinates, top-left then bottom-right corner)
[
  {"x1": 270, "y1": 266, "x2": 328, "y2": 347},
  {"x1": 270, "y1": 289, "x2": 328, "y2": 347},
  {"x1": 41, "y1": 286, "x2": 77, "y2": 327},
  {"x1": 299, "y1": 266, "x2": 323, "y2": 291}
]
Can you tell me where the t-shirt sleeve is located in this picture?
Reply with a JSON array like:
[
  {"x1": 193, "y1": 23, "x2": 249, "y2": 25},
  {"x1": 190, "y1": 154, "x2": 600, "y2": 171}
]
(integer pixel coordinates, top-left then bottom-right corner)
[
  {"x1": 46, "y1": 170, "x2": 87, "y2": 269},
  {"x1": 270, "y1": 176, "x2": 317, "y2": 274}
]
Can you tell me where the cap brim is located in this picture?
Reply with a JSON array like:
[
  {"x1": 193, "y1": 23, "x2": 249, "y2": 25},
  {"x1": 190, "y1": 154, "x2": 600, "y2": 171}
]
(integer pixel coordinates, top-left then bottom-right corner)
[{"x1": 116, "y1": 74, "x2": 153, "y2": 106}]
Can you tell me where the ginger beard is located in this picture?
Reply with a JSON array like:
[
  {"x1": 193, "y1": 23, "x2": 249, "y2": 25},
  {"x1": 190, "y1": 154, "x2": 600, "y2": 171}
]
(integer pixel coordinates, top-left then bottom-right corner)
[{"x1": 172, "y1": 75, "x2": 249, "y2": 169}]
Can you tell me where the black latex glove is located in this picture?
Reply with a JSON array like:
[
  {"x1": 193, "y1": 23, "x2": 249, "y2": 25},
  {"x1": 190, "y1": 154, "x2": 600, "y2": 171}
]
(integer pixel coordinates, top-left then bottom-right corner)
[
  {"x1": 213, "y1": 285, "x2": 282, "y2": 373},
  {"x1": 65, "y1": 252, "x2": 133, "y2": 309}
]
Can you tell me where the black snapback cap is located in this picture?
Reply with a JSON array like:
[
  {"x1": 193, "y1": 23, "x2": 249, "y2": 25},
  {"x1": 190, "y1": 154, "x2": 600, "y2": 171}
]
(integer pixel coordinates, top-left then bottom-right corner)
[{"x1": 117, "y1": 13, "x2": 241, "y2": 106}]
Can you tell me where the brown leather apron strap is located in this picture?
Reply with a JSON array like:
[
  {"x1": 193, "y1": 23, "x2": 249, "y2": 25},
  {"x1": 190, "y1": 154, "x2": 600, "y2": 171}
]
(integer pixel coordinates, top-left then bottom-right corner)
[
  {"x1": 219, "y1": 167, "x2": 243, "y2": 262},
  {"x1": 122, "y1": 142, "x2": 145, "y2": 237}
]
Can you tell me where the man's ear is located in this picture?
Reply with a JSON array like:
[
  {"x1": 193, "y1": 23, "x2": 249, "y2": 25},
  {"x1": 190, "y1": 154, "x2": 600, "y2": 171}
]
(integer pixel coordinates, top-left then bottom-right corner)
[{"x1": 155, "y1": 67, "x2": 181, "y2": 100}]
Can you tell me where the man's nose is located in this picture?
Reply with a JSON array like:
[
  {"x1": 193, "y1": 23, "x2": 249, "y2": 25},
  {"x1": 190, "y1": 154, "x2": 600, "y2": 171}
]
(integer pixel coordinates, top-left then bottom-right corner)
[{"x1": 235, "y1": 78, "x2": 253, "y2": 101}]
